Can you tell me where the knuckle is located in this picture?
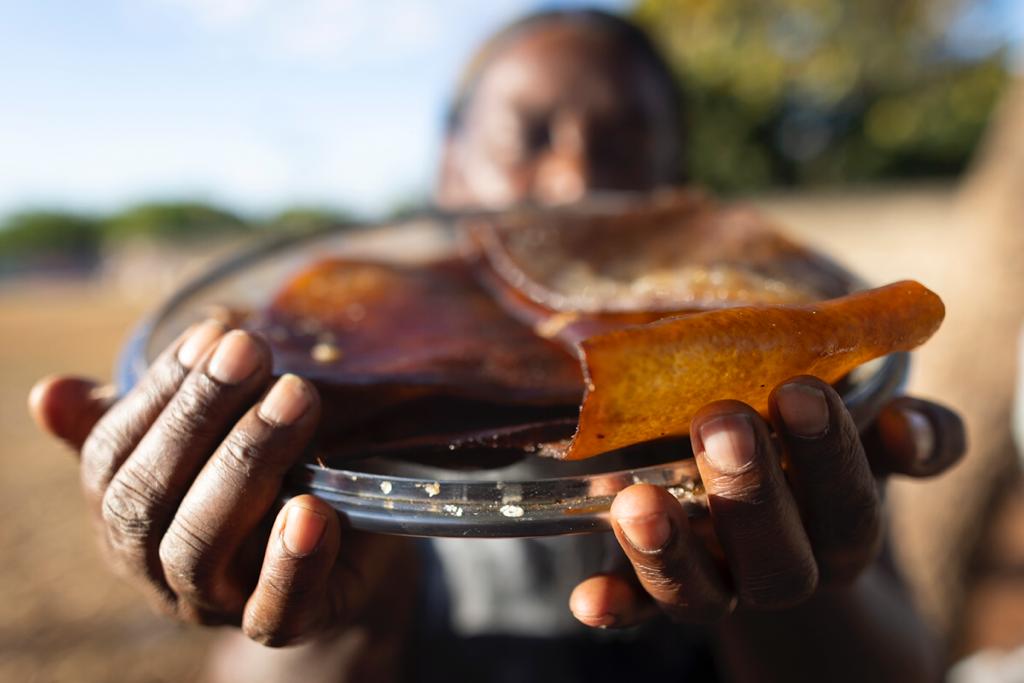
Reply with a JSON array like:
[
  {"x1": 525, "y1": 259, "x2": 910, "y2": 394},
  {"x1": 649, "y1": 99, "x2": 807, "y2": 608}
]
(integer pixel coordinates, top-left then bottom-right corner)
[
  {"x1": 214, "y1": 426, "x2": 278, "y2": 479},
  {"x1": 632, "y1": 558, "x2": 732, "y2": 624},
  {"x1": 217, "y1": 433, "x2": 258, "y2": 477},
  {"x1": 101, "y1": 478, "x2": 162, "y2": 547},
  {"x1": 159, "y1": 409, "x2": 203, "y2": 446},
  {"x1": 152, "y1": 356, "x2": 189, "y2": 389},
  {"x1": 159, "y1": 520, "x2": 218, "y2": 598},
  {"x1": 160, "y1": 379, "x2": 222, "y2": 442},
  {"x1": 633, "y1": 561, "x2": 673, "y2": 588},
  {"x1": 632, "y1": 561, "x2": 684, "y2": 597},
  {"x1": 712, "y1": 473, "x2": 772, "y2": 506}
]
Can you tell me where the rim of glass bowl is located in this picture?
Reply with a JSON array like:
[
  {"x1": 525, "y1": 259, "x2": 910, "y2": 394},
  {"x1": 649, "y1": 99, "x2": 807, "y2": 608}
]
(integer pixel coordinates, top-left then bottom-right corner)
[{"x1": 116, "y1": 206, "x2": 909, "y2": 538}]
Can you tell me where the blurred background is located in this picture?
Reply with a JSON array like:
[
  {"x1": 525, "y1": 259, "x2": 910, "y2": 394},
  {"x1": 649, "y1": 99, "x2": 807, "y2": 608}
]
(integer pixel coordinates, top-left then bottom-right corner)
[{"x1": 2, "y1": 1, "x2": 1022, "y2": 680}]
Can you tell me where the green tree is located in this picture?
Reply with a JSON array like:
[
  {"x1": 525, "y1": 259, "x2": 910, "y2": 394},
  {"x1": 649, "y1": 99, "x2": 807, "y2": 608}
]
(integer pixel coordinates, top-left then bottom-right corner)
[
  {"x1": 103, "y1": 201, "x2": 249, "y2": 242},
  {"x1": 0, "y1": 209, "x2": 101, "y2": 258},
  {"x1": 633, "y1": 0, "x2": 1009, "y2": 190},
  {"x1": 268, "y1": 205, "x2": 356, "y2": 234}
]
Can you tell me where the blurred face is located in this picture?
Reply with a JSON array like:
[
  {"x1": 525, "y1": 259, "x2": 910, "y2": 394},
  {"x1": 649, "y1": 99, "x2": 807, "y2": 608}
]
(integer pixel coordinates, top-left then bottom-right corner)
[{"x1": 437, "y1": 22, "x2": 680, "y2": 209}]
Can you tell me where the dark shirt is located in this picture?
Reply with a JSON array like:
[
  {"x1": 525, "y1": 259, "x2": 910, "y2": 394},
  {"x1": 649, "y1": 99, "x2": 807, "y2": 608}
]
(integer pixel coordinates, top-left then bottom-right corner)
[{"x1": 406, "y1": 539, "x2": 720, "y2": 683}]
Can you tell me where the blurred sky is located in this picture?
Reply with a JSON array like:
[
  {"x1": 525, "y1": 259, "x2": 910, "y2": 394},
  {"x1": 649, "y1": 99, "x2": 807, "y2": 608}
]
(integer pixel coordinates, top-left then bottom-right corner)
[{"x1": 0, "y1": 0, "x2": 1020, "y2": 220}]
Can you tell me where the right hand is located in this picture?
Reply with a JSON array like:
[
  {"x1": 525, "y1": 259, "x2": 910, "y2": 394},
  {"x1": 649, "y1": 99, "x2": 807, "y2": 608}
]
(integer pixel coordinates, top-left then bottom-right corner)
[{"x1": 29, "y1": 320, "x2": 415, "y2": 647}]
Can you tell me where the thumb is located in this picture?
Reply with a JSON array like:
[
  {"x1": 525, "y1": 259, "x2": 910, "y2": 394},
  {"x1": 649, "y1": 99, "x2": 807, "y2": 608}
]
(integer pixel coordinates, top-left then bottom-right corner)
[
  {"x1": 28, "y1": 375, "x2": 117, "y2": 451},
  {"x1": 866, "y1": 396, "x2": 966, "y2": 478}
]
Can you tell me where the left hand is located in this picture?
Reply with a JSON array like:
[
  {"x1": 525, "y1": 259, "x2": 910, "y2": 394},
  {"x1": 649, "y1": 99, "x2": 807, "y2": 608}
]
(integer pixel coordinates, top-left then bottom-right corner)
[{"x1": 568, "y1": 375, "x2": 965, "y2": 627}]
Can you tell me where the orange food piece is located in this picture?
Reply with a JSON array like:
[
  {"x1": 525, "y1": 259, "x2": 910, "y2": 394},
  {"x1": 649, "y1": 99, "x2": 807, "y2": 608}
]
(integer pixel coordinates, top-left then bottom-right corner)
[{"x1": 564, "y1": 280, "x2": 945, "y2": 460}]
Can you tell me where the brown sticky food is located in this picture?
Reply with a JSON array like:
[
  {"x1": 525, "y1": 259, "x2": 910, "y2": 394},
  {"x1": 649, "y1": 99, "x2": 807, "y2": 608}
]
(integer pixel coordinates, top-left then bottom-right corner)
[{"x1": 251, "y1": 192, "x2": 944, "y2": 462}]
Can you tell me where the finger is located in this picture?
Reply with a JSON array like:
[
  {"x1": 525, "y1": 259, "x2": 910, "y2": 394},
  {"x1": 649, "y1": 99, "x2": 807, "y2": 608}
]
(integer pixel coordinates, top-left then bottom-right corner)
[
  {"x1": 691, "y1": 402, "x2": 819, "y2": 610},
  {"x1": 769, "y1": 377, "x2": 882, "y2": 583},
  {"x1": 867, "y1": 397, "x2": 967, "y2": 477},
  {"x1": 100, "y1": 330, "x2": 271, "y2": 595},
  {"x1": 242, "y1": 495, "x2": 341, "y2": 647},
  {"x1": 607, "y1": 484, "x2": 732, "y2": 623},
  {"x1": 569, "y1": 572, "x2": 659, "y2": 629},
  {"x1": 80, "y1": 319, "x2": 225, "y2": 511},
  {"x1": 29, "y1": 376, "x2": 116, "y2": 450},
  {"x1": 160, "y1": 375, "x2": 320, "y2": 614}
]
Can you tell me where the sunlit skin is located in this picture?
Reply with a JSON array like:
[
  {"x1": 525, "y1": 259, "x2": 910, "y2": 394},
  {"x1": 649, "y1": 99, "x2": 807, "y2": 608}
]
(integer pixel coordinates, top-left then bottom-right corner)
[{"x1": 27, "y1": 16, "x2": 965, "y2": 683}]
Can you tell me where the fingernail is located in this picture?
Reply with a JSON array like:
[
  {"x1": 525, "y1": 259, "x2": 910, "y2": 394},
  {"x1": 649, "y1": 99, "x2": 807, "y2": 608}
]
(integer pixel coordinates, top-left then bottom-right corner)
[
  {"x1": 281, "y1": 504, "x2": 327, "y2": 556},
  {"x1": 903, "y1": 409, "x2": 935, "y2": 463},
  {"x1": 207, "y1": 331, "x2": 261, "y2": 384},
  {"x1": 617, "y1": 512, "x2": 670, "y2": 553},
  {"x1": 776, "y1": 383, "x2": 829, "y2": 438},
  {"x1": 177, "y1": 320, "x2": 225, "y2": 368},
  {"x1": 698, "y1": 414, "x2": 756, "y2": 472},
  {"x1": 259, "y1": 375, "x2": 310, "y2": 426}
]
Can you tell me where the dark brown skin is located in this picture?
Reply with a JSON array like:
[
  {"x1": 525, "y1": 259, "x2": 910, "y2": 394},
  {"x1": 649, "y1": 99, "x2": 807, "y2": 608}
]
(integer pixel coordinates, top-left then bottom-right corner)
[
  {"x1": 436, "y1": 21, "x2": 679, "y2": 208},
  {"x1": 569, "y1": 382, "x2": 965, "y2": 682},
  {"x1": 30, "y1": 323, "x2": 417, "y2": 663},
  {"x1": 29, "y1": 17, "x2": 967, "y2": 683}
]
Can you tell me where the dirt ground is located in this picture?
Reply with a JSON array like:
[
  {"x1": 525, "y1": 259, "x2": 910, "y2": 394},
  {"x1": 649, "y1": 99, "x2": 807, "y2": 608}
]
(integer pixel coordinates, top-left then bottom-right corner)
[
  {"x1": 0, "y1": 282, "x2": 212, "y2": 682},
  {"x1": 1, "y1": 186, "x2": 1021, "y2": 681}
]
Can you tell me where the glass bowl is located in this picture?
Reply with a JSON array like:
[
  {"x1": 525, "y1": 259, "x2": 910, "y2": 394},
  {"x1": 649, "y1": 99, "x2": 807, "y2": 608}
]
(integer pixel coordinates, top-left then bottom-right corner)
[{"x1": 117, "y1": 212, "x2": 908, "y2": 538}]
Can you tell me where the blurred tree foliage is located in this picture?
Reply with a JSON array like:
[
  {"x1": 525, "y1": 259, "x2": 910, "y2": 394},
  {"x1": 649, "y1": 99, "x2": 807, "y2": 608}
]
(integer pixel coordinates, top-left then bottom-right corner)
[
  {"x1": 103, "y1": 201, "x2": 249, "y2": 242},
  {"x1": 266, "y1": 206, "x2": 356, "y2": 234},
  {"x1": 0, "y1": 211, "x2": 102, "y2": 274},
  {"x1": 0, "y1": 211, "x2": 101, "y2": 255},
  {"x1": 633, "y1": 0, "x2": 1010, "y2": 190},
  {"x1": 0, "y1": 201, "x2": 360, "y2": 267}
]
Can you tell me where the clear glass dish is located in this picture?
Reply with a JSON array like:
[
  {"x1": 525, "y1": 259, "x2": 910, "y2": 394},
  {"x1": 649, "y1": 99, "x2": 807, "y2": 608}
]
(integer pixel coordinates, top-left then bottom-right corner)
[{"x1": 117, "y1": 211, "x2": 908, "y2": 538}]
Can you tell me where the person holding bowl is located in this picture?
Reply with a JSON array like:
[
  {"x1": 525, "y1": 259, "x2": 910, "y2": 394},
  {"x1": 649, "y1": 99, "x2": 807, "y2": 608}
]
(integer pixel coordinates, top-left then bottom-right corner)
[{"x1": 30, "y1": 10, "x2": 965, "y2": 682}]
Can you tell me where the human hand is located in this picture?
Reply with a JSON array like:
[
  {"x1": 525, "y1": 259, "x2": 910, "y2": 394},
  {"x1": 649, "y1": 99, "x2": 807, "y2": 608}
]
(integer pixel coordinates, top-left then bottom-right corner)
[
  {"x1": 569, "y1": 376, "x2": 965, "y2": 627},
  {"x1": 29, "y1": 321, "x2": 414, "y2": 647}
]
